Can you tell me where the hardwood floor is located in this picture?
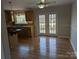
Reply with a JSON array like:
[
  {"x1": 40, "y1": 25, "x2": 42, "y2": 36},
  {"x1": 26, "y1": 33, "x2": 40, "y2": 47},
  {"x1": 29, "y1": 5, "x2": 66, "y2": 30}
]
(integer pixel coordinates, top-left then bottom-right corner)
[{"x1": 10, "y1": 36, "x2": 76, "y2": 59}]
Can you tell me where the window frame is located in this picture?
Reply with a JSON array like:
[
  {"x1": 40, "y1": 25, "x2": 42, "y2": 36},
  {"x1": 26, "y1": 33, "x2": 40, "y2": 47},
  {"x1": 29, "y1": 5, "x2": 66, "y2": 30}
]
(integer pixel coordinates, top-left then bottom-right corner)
[
  {"x1": 11, "y1": 11, "x2": 27, "y2": 24},
  {"x1": 49, "y1": 14, "x2": 56, "y2": 34},
  {"x1": 39, "y1": 15, "x2": 46, "y2": 34}
]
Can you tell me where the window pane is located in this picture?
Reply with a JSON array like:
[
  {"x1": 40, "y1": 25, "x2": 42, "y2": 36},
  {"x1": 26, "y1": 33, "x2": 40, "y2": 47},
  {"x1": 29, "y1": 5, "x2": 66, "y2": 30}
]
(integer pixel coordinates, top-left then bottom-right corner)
[
  {"x1": 49, "y1": 14, "x2": 56, "y2": 34},
  {"x1": 39, "y1": 15, "x2": 45, "y2": 33},
  {"x1": 14, "y1": 13, "x2": 27, "y2": 24}
]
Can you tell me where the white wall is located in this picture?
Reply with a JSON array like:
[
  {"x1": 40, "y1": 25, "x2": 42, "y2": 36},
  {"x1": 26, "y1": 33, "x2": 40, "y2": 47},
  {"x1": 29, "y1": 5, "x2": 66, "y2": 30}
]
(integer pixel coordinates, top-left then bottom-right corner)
[
  {"x1": 1, "y1": 43, "x2": 5, "y2": 59},
  {"x1": 71, "y1": 1, "x2": 77, "y2": 55},
  {"x1": 33, "y1": 4, "x2": 72, "y2": 37},
  {"x1": 1, "y1": 2, "x2": 11, "y2": 59}
]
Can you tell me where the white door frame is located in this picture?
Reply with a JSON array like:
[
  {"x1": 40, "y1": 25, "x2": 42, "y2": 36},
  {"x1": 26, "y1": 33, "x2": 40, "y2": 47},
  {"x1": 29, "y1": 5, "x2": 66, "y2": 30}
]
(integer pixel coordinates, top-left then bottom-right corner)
[
  {"x1": 1, "y1": 4, "x2": 11, "y2": 59},
  {"x1": 38, "y1": 14, "x2": 57, "y2": 36}
]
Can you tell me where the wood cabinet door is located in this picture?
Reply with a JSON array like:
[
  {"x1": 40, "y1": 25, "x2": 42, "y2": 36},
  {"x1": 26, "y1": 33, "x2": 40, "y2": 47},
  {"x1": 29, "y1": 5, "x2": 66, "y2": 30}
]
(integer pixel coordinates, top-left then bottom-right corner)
[
  {"x1": 25, "y1": 10, "x2": 34, "y2": 21},
  {"x1": 5, "y1": 10, "x2": 12, "y2": 24}
]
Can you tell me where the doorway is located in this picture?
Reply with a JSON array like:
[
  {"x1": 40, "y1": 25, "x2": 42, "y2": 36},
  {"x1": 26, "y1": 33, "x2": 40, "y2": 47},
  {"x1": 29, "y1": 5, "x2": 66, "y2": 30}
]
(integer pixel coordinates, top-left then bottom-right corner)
[{"x1": 38, "y1": 14, "x2": 56, "y2": 36}]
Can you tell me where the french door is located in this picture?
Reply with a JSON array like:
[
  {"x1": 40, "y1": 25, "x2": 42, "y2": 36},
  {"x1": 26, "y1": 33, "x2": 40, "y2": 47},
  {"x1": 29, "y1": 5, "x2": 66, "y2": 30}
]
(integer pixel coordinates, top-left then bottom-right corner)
[
  {"x1": 39, "y1": 14, "x2": 56, "y2": 35},
  {"x1": 49, "y1": 14, "x2": 56, "y2": 34},
  {"x1": 39, "y1": 15, "x2": 46, "y2": 34}
]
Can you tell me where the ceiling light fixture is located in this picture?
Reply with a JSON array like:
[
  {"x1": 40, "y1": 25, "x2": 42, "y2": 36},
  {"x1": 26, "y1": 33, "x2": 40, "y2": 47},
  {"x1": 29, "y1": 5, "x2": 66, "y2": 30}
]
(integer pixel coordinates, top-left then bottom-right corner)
[
  {"x1": 38, "y1": 2, "x2": 45, "y2": 9},
  {"x1": 41, "y1": 0, "x2": 45, "y2": 3},
  {"x1": 38, "y1": 4, "x2": 45, "y2": 8}
]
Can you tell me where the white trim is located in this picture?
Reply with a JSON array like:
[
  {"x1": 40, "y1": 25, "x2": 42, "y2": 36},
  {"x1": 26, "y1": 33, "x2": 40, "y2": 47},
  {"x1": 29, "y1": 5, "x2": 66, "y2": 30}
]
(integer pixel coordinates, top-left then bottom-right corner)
[
  {"x1": 70, "y1": 40, "x2": 77, "y2": 56},
  {"x1": 57, "y1": 35, "x2": 70, "y2": 39}
]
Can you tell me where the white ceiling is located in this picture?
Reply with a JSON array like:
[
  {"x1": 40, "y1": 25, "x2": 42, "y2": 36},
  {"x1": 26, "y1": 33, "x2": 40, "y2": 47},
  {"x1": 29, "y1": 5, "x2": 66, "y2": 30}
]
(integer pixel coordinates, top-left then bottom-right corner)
[{"x1": 2, "y1": 0, "x2": 75, "y2": 10}]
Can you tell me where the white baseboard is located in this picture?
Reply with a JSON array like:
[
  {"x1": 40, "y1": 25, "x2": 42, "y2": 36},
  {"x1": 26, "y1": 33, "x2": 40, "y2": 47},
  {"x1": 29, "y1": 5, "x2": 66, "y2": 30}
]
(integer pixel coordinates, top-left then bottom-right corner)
[
  {"x1": 57, "y1": 36, "x2": 70, "y2": 39},
  {"x1": 70, "y1": 40, "x2": 77, "y2": 56}
]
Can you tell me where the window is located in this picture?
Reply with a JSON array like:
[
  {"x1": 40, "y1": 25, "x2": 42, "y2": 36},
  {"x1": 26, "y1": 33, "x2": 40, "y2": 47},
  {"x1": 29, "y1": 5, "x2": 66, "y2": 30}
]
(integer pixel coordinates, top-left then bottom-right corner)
[
  {"x1": 11, "y1": 11, "x2": 27, "y2": 24},
  {"x1": 49, "y1": 14, "x2": 56, "y2": 34},
  {"x1": 38, "y1": 14, "x2": 56, "y2": 35},
  {"x1": 15, "y1": 14, "x2": 27, "y2": 24},
  {"x1": 39, "y1": 15, "x2": 45, "y2": 33}
]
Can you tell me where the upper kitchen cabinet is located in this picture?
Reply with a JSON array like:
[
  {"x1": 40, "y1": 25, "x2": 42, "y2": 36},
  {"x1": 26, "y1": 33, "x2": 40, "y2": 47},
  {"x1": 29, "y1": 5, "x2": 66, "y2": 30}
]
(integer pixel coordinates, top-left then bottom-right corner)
[
  {"x1": 5, "y1": 10, "x2": 12, "y2": 25},
  {"x1": 25, "y1": 10, "x2": 34, "y2": 22},
  {"x1": 5, "y1": 10, "x2": 34, "y2": 25}
]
